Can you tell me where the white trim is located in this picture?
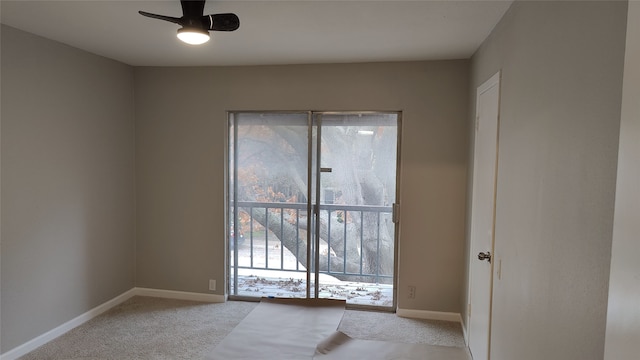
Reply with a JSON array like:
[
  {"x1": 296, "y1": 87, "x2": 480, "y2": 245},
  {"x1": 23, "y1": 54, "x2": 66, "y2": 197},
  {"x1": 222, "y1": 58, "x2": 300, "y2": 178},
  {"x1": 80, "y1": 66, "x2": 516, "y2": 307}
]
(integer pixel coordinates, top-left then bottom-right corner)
[
  {"x1": 477, "y1": 71, "x2": 501, "y2": 96},
  {"x1": 396, "y1": 308, "x2": 463, "y2": 323},
  {"x1": 134, "y1": 287, "x2": 226, "y2": 303},
  {"x1": 461, "y1": 318, "x2": 470, "y2": 345},
  {"x1": 0, "y1": 288, "x2": 137, "y2": 360},
  {"x1": 0, "y1": 288, "x2": 227, "y2": 360}
]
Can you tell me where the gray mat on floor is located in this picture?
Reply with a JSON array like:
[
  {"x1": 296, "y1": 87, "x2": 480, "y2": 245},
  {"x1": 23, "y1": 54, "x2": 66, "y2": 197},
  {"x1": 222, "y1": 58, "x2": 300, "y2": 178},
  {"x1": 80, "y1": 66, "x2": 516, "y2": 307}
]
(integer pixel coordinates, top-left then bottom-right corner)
[{"x1": 208, "y1": 298, "x2": 471, "y2": 360}]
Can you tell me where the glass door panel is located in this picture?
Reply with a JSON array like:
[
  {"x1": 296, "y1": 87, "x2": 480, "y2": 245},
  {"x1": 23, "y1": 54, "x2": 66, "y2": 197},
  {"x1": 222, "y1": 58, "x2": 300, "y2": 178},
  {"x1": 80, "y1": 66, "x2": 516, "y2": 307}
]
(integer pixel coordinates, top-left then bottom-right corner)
[
  {"x1": 314, "y1": 113, "x2": 398, "y2": 308},
  {"x1": 229, "y1": 112, "x2": 312, "y2": 299}
]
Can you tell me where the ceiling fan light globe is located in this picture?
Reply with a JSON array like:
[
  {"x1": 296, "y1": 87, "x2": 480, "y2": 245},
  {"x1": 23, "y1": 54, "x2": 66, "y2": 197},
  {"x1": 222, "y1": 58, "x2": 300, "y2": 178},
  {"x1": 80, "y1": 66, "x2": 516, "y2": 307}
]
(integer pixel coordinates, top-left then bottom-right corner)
[{"x1": 177, "y1": 27, "x2": 210, "y2": 45}]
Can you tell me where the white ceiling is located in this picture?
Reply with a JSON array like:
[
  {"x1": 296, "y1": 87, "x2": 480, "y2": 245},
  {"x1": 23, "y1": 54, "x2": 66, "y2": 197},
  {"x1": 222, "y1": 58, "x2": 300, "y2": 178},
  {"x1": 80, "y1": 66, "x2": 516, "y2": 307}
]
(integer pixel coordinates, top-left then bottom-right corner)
[{"x1": 0, "y1": 0, "x2": 512, "y2": 67}]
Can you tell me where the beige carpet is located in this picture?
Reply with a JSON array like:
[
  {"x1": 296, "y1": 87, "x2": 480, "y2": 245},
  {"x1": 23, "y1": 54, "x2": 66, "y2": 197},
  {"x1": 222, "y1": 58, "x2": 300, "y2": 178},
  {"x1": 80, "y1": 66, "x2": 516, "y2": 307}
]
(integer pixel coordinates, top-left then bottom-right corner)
[{"x1": 19, "y1": 296, "x2": 467, "y2": 359}]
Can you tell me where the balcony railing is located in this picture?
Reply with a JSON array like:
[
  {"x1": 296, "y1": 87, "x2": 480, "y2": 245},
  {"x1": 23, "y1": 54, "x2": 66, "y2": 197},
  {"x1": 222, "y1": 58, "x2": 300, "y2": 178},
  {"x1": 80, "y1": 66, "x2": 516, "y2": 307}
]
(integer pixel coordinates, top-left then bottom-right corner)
[{"x1": 231, "y1": 201, "x2": 394, "y2": 284}]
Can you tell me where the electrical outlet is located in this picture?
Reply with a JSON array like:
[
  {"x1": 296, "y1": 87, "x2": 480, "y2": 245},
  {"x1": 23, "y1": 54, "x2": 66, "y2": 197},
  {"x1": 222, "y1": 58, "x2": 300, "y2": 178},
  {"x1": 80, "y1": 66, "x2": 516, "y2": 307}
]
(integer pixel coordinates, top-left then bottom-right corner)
[
  {"x1": 408, "y1": 285, "x2": 416, "y2": 299},
  {"x1": 209, "y1": 279, "x2": 216, "y2": 291}
]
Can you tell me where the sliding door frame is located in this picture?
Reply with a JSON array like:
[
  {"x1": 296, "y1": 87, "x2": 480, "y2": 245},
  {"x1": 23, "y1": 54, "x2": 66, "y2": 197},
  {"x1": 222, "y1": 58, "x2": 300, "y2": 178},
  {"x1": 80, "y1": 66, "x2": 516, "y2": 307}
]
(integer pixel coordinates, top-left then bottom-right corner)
[{"x1": 226, "y1": 110, "x2": 402, "y2": 311}]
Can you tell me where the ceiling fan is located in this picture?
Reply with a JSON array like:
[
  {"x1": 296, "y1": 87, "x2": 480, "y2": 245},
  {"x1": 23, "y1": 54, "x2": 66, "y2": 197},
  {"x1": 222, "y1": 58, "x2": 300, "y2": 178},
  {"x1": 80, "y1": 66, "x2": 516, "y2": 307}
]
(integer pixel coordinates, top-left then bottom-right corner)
[{"x1": 139, "y1": 0, "x2": 239, "y2": 45}]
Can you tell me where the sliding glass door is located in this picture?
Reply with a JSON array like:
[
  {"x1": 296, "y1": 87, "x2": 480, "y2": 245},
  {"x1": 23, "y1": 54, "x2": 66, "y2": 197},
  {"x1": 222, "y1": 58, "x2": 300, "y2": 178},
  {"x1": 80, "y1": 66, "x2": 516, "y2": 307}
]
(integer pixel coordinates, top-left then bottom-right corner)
[{"x1": 228, "y1": 111, "x2": 400, "y2": 309}]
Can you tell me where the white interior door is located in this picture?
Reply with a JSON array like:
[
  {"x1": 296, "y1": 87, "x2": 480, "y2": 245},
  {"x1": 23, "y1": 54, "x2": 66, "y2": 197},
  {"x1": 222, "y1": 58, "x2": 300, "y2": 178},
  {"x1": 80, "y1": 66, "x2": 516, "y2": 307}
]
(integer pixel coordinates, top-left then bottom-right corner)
[{"x1": 467, "y1": 72, "x2": 501, "y2": 360}]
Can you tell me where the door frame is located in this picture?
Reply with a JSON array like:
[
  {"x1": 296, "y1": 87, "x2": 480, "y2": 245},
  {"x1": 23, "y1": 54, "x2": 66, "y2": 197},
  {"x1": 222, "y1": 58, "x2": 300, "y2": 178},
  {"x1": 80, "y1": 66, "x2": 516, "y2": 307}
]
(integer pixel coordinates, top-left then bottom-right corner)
[
  {"x1": 226, "y1": 110, "x2": 402, "y2": 311},
  {"x1": 466, "y1": 71, "x2": 501, "y2": 360}
]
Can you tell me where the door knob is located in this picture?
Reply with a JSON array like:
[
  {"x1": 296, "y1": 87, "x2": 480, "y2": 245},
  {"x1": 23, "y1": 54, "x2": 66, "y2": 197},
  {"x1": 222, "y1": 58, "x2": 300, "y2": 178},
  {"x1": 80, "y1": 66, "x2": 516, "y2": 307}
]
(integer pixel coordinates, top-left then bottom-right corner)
[{"x1": 478, "y1": 251, "x2": 492, "y2": 263}]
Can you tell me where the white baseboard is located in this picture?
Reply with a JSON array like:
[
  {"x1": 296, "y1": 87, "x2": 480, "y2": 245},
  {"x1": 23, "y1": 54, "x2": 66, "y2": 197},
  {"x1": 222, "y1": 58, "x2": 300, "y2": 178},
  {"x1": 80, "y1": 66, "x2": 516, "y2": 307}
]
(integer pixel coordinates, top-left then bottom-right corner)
[
  {"x1": 0, "y1": 288, "x2": 137, "y2": 360},
  {"x1": 0, "y1": 287, "x2": 226, "y2": 360},
  {"x1": 461, "y1": 317, "x2": 469, "y2": 345},
  {"x1": 134, "y1": 287, "x2": 226, "y2": 303},
  {"x1": 396, "y1": 308, "x2": 463, "y2": 323}
]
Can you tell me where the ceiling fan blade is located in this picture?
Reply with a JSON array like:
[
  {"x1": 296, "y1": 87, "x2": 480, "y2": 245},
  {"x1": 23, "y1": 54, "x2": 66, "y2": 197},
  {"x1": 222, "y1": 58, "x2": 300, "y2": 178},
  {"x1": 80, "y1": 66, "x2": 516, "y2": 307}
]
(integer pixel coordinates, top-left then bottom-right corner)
[
  {"x1": 204, "y1": 13, "x2": 240, "y2": 31},
  {"x1": 139, "y1": 11, "x2": 183, "y2": 26}
]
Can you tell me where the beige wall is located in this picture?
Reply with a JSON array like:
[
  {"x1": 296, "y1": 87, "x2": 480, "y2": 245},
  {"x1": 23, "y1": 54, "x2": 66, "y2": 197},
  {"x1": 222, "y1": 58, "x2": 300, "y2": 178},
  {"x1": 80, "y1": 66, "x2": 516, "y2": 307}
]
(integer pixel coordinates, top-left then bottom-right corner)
[
  {"x1": 8, "y1": 2, "x2": 632, "y2": 357},
  {"x1": 0, "y1": 25, "x2": 136, "y2": 352},
  {"x1": 0, "y1": 23, "x2": 470, "y2": 354},
  {"x1": 134, "y1": 61, "x2": 470, "y2": 312},
  {"x1": 2, "y1": 1, "x2": 635, "y2": 357},
  {"x1": 468, "y1": 1, "x2": 627, "y2": 359},
  {"x1": 604, "y1": 1, "x2": 640, "y2": 358}
]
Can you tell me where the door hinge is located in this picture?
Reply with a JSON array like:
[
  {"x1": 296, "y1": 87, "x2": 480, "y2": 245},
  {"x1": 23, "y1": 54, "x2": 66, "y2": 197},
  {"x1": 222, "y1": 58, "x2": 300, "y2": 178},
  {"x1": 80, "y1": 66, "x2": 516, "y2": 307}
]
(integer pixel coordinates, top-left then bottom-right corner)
[
  {"x1": 468, "y1": 303, "x2": 472, "y2": 317},
  {"x1": 392, "y1": 203, "x2": 400, "y2": 223}
]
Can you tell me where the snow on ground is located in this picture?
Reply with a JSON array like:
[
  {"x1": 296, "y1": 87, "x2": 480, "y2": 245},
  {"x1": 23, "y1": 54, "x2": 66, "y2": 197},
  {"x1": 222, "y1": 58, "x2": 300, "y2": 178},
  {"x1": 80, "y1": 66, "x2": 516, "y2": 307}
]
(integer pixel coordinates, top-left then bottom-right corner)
[{"x1": 230, "y1": 237, "x2": 393, "y2": 307}]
